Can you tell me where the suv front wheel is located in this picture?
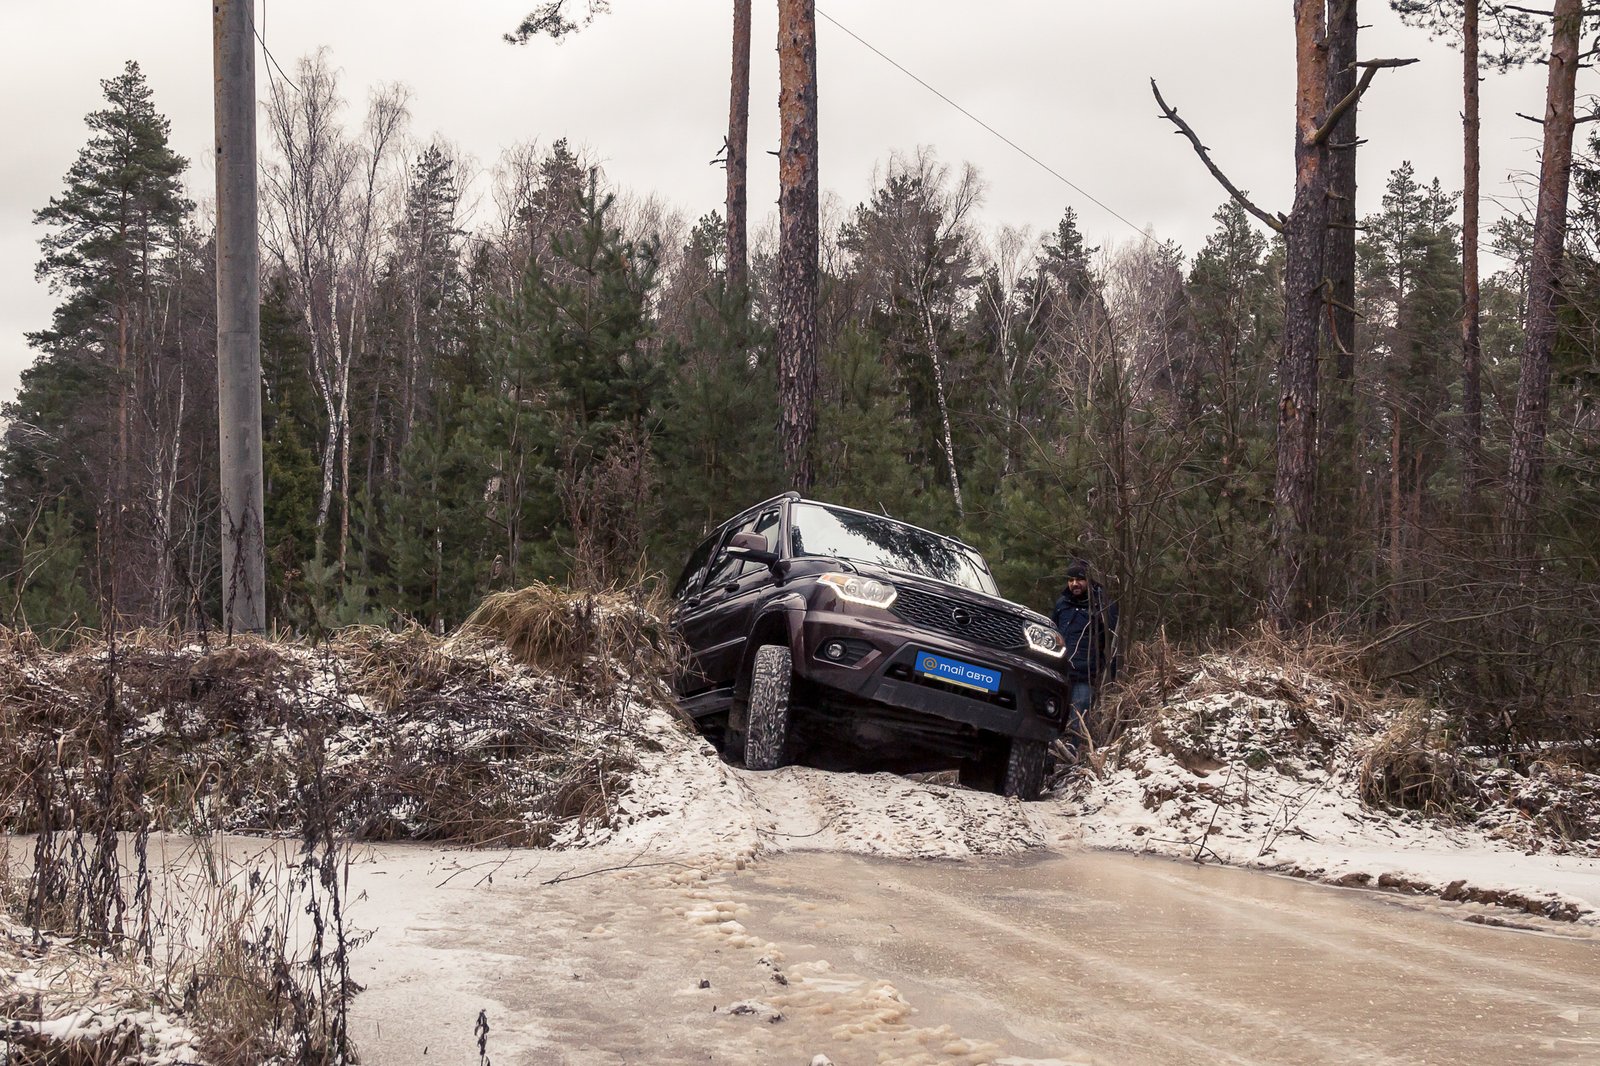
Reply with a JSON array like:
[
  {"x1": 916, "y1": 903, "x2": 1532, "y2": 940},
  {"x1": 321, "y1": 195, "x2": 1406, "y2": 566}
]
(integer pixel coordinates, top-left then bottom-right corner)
[
  {"x1": 743, "y1": 645, "x2": 793, "y2": 771},
  {"x1": 1002, "y1": 738, "x2": 1047, "y2": 800}
]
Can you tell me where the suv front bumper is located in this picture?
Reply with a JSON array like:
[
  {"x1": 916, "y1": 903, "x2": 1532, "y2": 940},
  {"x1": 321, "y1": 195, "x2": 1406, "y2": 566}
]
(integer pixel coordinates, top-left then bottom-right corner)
[{"x1": 793, "y1": 611, "x2": 1069, "y2": 745}]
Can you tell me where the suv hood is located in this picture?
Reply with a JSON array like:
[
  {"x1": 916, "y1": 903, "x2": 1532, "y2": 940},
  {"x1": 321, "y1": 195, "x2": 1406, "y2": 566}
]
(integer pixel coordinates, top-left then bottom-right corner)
[{"x1": 846, "y1": 561, "x2": 1053, "y2": 628}]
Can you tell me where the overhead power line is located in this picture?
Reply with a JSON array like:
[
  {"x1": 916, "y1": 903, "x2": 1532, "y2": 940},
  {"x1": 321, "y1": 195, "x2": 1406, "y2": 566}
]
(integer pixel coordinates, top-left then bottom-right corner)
[
  {"x1": 815, "y1": 6, "x2": 1160, "y2": 246},
  {"x1": 256, "y1": 0, "x2": 300, "y2": 95}
]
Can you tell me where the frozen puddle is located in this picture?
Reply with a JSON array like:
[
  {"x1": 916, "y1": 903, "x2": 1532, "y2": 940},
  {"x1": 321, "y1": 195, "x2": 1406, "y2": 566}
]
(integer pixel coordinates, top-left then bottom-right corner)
[{"x1": 347, "y1": 844, "x2": 1600, "y2": 1065}]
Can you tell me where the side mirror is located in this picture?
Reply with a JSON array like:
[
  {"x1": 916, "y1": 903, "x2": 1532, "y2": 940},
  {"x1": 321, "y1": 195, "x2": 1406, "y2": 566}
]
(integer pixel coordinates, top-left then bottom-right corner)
[{"x1": 724, "y1": 531, "x2": 780, "y2": 567}]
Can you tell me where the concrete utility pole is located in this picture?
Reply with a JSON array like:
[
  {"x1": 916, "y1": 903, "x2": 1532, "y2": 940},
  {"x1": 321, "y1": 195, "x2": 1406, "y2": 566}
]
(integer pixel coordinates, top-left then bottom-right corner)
[{"x1": 214, "y1": 0, "x2": 266, "y2": 635}]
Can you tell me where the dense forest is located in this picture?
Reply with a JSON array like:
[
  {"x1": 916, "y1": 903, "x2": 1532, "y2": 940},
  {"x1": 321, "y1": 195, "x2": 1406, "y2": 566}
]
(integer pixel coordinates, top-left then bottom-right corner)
[{"x1": 4, "y1": 13, "x2": 1598, "y2": 731}]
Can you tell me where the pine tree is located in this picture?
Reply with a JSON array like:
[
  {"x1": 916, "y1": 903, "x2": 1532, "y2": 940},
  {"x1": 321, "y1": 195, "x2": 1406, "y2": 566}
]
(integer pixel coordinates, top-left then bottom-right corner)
[
  {"x1": 653, "y1": 231, "x2": 780, "y2": 554},
  {"x1": 478, "y1": 172, "x2": 664, "y2": 587},
  {"x1": 4, "y1": 60, "x2": 193, "y2": 624},
  {"x1": 776, "y1": 0, "x2": 820, "y2": 491},
  {"x1": 12, "y1": 502, "x2": 97, "y2": 643},
  {"x1": 1183, "y1": 205, "x2": 1279, "y2": 628},
  {"x1": 1359, "y1": 163, "x2": 1462, "y2": 609},
  {"x1": 30, "y1": 61, "x2": 192, "y2": 362}
]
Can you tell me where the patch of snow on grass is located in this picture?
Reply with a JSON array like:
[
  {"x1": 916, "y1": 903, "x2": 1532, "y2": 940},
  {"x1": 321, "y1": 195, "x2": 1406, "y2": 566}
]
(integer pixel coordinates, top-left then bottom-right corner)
[
  {"x1": 1039, "y1": 654, "x2": 1600, "y2": 925},
  {"x1": 0, "y1": 914, "x2": 203, "y2": 1064}
]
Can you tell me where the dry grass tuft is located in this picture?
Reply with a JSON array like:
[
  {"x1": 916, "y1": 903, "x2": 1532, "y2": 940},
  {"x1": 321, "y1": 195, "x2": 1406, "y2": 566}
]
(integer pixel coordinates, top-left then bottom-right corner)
[
  {"x1": 1209, "y1": 620, "x2": 1378, "y2": 716},
  {"x1": 1358, "y1": 702, "x2": 1480, "y2": 815},
  {"x1": 1095, "y1": 621, "x2": 1385, "y2": 750},
  {"x1": 326, "y1": 622, "x2": 460, "y2": 713},
  {"x1": 464, "y1": 581, "x2": 681, "y2": 695}
]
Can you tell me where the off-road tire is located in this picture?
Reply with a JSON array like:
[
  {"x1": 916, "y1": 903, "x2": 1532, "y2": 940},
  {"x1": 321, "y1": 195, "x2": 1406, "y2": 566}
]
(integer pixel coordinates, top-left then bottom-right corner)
[
  {"x1": 743, "y1": 645, "x2": 792, "y2": 771},
  {"x1": 1002, "y1": 738, "x2": 1047, "y2": 800}
]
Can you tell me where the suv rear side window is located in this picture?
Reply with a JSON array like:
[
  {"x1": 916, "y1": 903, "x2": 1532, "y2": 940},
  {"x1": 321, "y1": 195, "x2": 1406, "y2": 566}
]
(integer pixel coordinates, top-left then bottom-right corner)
[{"x1": 673, "y1": 534, "x2": 718, "y2": 599}]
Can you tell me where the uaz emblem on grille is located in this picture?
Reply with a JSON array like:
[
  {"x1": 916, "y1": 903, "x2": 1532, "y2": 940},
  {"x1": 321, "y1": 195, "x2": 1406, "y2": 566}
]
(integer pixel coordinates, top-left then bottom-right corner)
[{"x1": 951, "y1": 607, "x2": 972, "y2": 626}]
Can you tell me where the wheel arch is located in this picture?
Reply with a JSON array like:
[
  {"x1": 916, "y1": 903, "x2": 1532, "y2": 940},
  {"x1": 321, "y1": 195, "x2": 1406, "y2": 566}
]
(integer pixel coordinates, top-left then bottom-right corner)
[{"x1": 734, "y1": 595, "x2": 806, "y2": 701}]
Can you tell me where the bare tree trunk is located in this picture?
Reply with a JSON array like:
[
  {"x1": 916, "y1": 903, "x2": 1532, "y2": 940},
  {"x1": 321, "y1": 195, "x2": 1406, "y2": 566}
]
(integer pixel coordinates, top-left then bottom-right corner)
[
  {"x1": 777, "y1": 0, "x2": 818, "y2": 491},
  {"x1": 1461, "y1": 0, "x2": 1483, "y2": 512},
  {"x1": 338, "y1": 337, "x2": 353, "y2": 573},
  {"x1": 1270, "y1": 0, "x2": 1330, "y2": 628},
  {"x1": 1505, "y1": 0, "x2": 1582, "y2": 556},
  {"x1": 153, "y1": 371, "x2": 185, "y2": 625},
  {"x1": 108, "y1": 206, "x2": 132, "y2": 626},
  {"x1": 1323, "y1": 0, "x2": 1358, "y2": 605},
  {"x1": 1389, "y1": 403, "x2": 1403, "y2": 605},
  {"x1": 726, "y1": 0, "x2": 751, "y2": 293},
  {"x1": 1325, "y1": 0, "x2": 1357, "y2": 373}
]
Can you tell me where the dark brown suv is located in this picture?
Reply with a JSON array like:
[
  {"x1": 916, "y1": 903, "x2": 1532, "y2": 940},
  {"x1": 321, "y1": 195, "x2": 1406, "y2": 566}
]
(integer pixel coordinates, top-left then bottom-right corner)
[{"x1": 670, "y1": 493, "x2": 1072, "y2": 799}]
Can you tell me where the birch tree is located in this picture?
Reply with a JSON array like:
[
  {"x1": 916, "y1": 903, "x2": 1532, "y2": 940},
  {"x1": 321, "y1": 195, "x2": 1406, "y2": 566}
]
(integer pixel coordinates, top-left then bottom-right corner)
[
  {"x1": 262, "y1": 52, "x2": 407, "y2": 568},
  {"x1": 840, "y1": 150, "x2": 983, "y2": 516}
]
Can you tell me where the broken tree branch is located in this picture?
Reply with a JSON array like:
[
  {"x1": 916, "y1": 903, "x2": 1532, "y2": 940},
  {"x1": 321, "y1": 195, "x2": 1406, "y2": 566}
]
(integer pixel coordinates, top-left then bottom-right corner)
[
  {"x1": 1150, "y1": 78, "x2": 1286, "y2": 233},
  {"x1": 1311, "y1": 58, "x2": 1419, "y2": 146}
]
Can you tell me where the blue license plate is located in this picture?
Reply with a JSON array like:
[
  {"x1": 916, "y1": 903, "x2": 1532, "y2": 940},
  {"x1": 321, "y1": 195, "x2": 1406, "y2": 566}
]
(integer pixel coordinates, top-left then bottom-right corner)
[{"x1": 914, "y1": 651, "x2": 1000, "y2": 693}]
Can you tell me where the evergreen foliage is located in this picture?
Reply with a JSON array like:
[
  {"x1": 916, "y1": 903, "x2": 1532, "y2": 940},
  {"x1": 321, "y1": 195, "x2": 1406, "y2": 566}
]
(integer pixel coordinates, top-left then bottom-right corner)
[
  {"x1": 4, "y1": 60, "x2": 204, "y2": 627},
  {"x1": 4, "y1": 56, "x2": 1598, "y2": 730}
]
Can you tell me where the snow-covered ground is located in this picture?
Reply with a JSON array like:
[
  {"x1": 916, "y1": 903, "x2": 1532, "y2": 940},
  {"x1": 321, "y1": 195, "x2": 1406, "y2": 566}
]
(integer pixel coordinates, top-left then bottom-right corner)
[{"x1": 5, "y1": 640, "x2": 1598, "y2": 1062}]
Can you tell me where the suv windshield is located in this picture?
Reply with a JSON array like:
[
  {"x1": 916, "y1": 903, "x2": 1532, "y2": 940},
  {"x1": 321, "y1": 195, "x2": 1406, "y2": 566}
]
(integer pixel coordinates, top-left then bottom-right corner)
[{"x1": 789, "y1": 502, "x2": 997, "y2": 594}]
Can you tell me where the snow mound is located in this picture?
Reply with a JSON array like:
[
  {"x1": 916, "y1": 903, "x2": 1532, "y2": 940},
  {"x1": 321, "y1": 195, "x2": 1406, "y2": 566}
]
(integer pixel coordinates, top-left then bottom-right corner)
[
  {"x1": 568, "y1": 702, "x2": 1047, "y2": 862},
  {"x1": 1053, "y1": 653, "x2": 1600, "y2": 924}
]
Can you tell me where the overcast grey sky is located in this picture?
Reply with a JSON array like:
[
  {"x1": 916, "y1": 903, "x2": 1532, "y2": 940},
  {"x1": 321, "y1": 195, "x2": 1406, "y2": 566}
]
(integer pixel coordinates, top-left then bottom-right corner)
[{"x1": 0, "y1": 1, "x2": 1554, "y2": 406}]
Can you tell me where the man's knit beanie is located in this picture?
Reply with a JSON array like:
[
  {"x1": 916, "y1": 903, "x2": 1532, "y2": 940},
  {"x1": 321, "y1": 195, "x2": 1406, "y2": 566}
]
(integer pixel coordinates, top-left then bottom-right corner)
[{"x1": 1065, "y1": 559, "x2": 1090, "y2": 579}]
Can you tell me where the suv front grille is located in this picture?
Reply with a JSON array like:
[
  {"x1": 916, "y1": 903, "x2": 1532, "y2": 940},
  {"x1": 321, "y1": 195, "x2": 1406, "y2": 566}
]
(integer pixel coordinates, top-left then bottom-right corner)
[{"x1": 889, "y1": 586, "x2": 1028, "y2": 652}]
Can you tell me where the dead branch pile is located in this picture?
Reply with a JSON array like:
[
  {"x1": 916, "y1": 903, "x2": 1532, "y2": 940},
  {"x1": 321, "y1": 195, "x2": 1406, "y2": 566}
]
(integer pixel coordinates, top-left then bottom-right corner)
[{"x1": 0, "y1": 583, "x2": 686, "y2": 849}]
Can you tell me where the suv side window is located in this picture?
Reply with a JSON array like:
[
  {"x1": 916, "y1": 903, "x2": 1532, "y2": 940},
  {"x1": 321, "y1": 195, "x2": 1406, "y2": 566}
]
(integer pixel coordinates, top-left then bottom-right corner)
[{"x1": 672, "y1": 533, "x2": 719, "y2": 599}]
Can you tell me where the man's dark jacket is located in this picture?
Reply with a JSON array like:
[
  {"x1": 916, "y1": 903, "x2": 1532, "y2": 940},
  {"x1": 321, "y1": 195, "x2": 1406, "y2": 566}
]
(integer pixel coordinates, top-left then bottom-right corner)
[{"x1": 1051, "y1": 581, "x2": 1119, "y2": 683}]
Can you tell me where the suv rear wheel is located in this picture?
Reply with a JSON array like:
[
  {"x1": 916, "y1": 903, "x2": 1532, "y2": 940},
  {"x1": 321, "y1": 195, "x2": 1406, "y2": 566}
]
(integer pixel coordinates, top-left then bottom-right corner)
[
  {"x1": 1002, "y1": 738, "x2": 1047, "y2": 800},
  {"x1": 743, "y1": 645, "x2": 792, "y2": 771}
]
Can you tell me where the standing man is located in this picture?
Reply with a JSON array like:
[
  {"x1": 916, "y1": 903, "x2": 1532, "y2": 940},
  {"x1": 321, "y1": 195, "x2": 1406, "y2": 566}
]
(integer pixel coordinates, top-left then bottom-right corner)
[{"x1": 1051, "y1": 559, "x2": 1118, "y2": 755}]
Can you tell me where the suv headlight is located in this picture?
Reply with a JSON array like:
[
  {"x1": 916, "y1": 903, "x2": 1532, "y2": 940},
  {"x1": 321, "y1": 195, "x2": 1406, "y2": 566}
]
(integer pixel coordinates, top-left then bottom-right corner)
[
  {"x1": 818, "y1": 572, "x2": 897, "y2": 609},
  {"x1": 1024, "y1": 623, "x2": 1066, "y2": 658}
]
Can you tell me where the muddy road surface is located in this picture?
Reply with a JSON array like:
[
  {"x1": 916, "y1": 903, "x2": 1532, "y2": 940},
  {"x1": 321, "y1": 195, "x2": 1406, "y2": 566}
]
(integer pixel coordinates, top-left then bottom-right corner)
[{"x1": 348, "y1": 846, "x2": 1600, "y2": 1066}]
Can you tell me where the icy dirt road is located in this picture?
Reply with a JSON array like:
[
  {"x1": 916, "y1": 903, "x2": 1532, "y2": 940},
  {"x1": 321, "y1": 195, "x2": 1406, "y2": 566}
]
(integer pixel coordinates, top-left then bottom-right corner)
[{"x1": 347, "y1": 844, "x2": 1600, "y2": 1066}]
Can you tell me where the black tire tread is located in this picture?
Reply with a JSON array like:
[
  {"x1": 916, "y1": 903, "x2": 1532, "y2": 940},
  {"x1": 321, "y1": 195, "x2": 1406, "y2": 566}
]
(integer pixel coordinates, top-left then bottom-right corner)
[
  {"x1": 1002, "y1": 738, "x2": 1047, "y2": 800},
  {"x1": 743, "y1": 645, "x2": 792, "y2": 771}
]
